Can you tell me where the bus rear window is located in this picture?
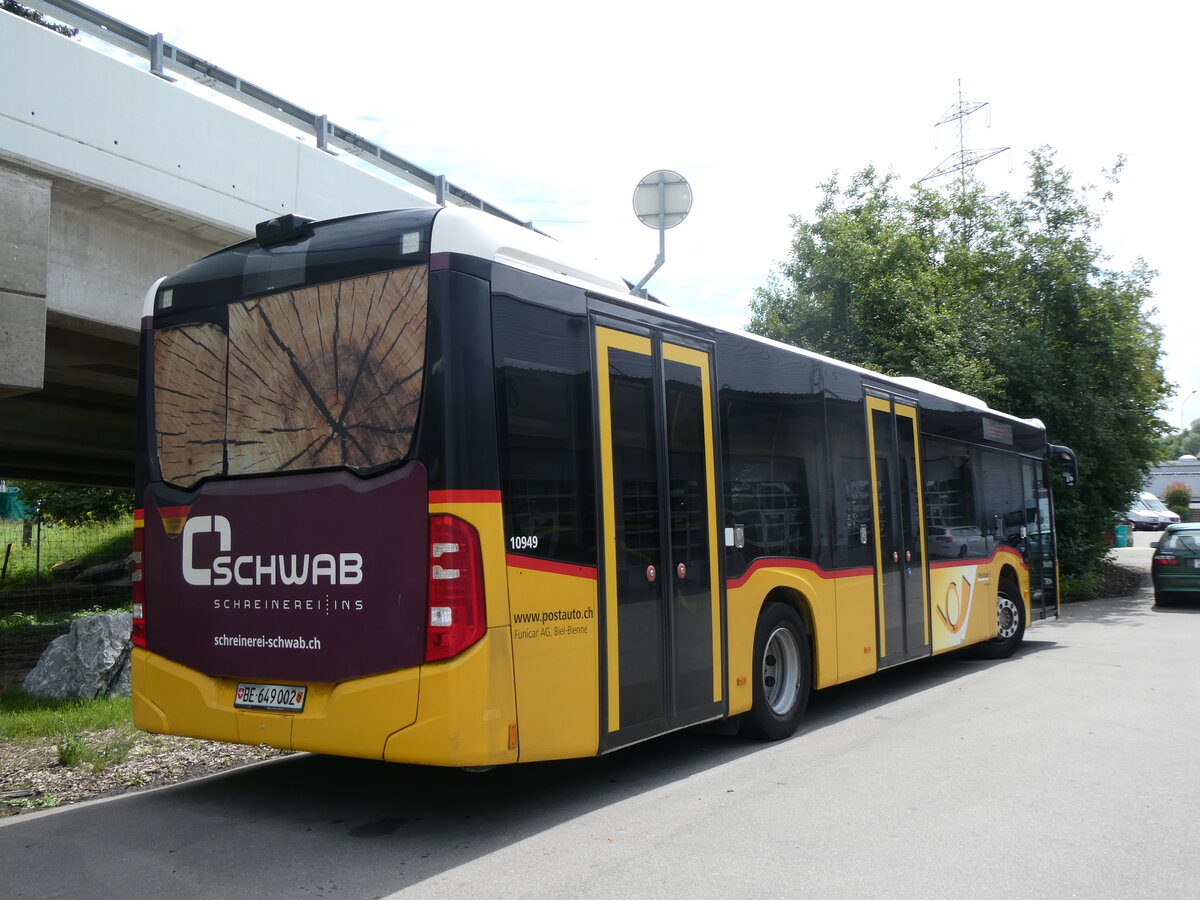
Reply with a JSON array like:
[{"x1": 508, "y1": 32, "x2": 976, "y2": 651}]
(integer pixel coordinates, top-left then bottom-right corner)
[
  {"x1": 154, "y1": 323, "x2": 227, "y2": 485},
  {"x1": 153, "y1": 266, "x2": 428, "y2": 487}
]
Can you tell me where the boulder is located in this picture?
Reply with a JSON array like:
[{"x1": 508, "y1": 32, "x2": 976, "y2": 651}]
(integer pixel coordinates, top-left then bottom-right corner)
[
  {"x1": 22, "y1": 613, "x2": 133, "y2": 700},
  {"x1": 50, "y1": 558, "x2": 85, "y2": 580},
  {"x1": 76, "y1": 556, "x2": 132, "y2": 584}
]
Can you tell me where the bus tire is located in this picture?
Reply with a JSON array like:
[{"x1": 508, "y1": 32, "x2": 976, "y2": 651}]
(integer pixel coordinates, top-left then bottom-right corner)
[
  {"x1": 740, "y1": 602, "x2": 811, "y2": 741},
  {"x1": 975, "y1": 578, "x2": 1025, "y2": 659}
]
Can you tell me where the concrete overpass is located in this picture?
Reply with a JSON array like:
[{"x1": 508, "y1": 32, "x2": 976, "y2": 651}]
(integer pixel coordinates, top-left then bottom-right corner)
[{"x1": 1, "y1": 3, "x2": 527, "y2": 485}]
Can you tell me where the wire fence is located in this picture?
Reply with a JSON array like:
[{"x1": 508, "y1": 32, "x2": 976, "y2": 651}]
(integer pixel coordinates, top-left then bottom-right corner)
[{"x1": 1, "y1": 516, "x2": 133, "y2": 689}]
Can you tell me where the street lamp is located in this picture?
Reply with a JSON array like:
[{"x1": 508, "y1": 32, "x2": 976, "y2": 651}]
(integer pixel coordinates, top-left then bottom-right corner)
[{"x1": 1183, "y1": 389, "x2": 1199, "y2": 432}]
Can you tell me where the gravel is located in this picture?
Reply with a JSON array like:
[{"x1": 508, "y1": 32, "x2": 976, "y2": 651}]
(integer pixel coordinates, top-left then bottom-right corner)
[
  {"x1": 0, "y1": 729, "x2": 290, "y2": 816},
  {"x1": 1092, "y1": 558, "x2": 1149, "y2": 599}
]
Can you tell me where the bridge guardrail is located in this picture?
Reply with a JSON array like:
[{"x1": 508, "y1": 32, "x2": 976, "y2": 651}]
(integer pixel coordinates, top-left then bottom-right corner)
[{"x1": 22, "y1": 0, "x2": 537, "y2": 231}]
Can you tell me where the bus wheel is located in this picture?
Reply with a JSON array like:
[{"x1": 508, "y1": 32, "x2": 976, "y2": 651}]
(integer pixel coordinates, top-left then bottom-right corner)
[
  {"x1": 741, "y1": 603, "x2": 811, "y2": 741},
  {"x1": 975, "y1": 579, "x2": 1025, "y2": 659}
]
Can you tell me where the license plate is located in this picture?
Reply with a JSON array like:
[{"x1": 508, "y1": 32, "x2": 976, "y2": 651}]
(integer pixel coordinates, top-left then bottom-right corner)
[
  {"x1": 234, "y1": 682, "x2": 307, "y2": 712},
  {"x1": 1192, "y1": 559, "x2": 1200, "y2": 569}
]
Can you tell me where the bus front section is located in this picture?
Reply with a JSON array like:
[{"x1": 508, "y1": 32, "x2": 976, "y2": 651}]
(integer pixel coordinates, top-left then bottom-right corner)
[{"x1": 133, "y1": 209, "x2": 517, "y2": 767}]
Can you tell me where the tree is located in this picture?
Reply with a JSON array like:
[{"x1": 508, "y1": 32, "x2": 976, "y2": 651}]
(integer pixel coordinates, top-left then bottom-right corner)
[
  {"x1": 750, "y1": 168, "x2": 998, "y2": 399},
  {"x1": 9, "y1": 480, "x2": 133, "y2": 526},
  {"x1": 2, "y1": 2, "x2": 77, "y2": 36},
  {"x1": 1159, "y1": 419, "x2": 1200, "y2": 461},
  {"x1": 750, "y1": 148, "x2": 1171, "y2": 594}
]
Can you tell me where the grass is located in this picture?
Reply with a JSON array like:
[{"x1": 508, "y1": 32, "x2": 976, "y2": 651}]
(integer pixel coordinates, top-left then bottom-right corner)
[
  {"x1": 55, "y1": 731, "x2": 88, "y2": 767},
  {"x1": 1, "y1": 516, "x2": 134, "y2": 652},
  {"x1": 3, "y1": 796, "x2": 61, "y2": 810},
  {"x1": 0, "y1": 603, "x2": 132, "y2": 639},
  {"x1": 0, "y1": 516, "x2": 133, "y2": 590},
  {"x1": 0, "y1": 689, "x2": 139, "y2": 783},
  {"x1": 59, "y1": 728, "x2": 140, "y2": 773},
  {"x1": 0, "y1": 688, "x2": 132, "y2": 741}
]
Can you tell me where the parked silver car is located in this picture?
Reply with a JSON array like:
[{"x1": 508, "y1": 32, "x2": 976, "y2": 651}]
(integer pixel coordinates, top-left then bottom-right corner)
[
  {"x1": 1140, "y1": 492, "x2": 1181, "y2": 528},
  {"x1": 1128, "y1": 492, "x2": 1181, "y2": 531},
  {"x1": 1127, "y1": 501, "x2": 1163, "y2": 530}
]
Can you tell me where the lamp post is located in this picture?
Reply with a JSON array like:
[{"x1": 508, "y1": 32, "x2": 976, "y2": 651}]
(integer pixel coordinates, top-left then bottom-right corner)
[{"x1": 1183, "y1": 389, "x2": 1199, "y2": 432}]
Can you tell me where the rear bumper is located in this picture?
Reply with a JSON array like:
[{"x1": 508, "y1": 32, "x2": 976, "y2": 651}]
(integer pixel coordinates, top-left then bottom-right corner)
[
  {"x1": 1152, "y1": 576, "x2": 1200, "y2": 597},
  {"x1": 132, "y1": 626, "x2": 518, "y2": 767}
]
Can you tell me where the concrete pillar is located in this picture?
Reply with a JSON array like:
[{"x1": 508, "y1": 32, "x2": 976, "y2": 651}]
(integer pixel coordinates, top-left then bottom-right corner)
[{"x1": 0, "y1": 164, "x2": 50, "y2": 399}]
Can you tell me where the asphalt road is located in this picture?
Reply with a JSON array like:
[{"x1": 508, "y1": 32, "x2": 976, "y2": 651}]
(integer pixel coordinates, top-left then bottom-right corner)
[{"x1": 3, "y1": 547, "x2": 1196, "y2": 899}]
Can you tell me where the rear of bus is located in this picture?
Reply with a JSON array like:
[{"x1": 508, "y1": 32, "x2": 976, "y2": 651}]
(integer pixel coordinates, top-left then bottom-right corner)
[{"x1": 132, "y1": 208, "x2": 518, "y2": 767}]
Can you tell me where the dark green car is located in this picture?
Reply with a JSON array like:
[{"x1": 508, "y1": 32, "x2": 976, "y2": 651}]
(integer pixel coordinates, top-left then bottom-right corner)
[{"x1": 1152, "y1": 523, "x2": 1200, "y2": 606}]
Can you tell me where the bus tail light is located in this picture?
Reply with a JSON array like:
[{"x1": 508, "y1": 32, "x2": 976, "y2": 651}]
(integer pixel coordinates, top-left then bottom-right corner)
[
  {"x1": 426, "y1": 515, "x2": 486, "y2": 661},
  {"x1": 131, "y1": 521, "x2": 146, "y2": 648}
]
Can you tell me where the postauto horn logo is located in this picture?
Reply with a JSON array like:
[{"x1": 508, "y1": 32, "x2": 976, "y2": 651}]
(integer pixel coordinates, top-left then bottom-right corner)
[{"x1": 181, "y1": 515, "x2": 364, "y2": 587}]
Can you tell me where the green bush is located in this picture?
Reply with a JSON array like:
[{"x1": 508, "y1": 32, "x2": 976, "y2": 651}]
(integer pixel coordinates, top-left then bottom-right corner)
[
  {"x1": 1164, "y1": 482, "x2": 1192, "y2": 522},
  {"x1": 6, "y1": 481, "x2": 133, "y2": 527}
]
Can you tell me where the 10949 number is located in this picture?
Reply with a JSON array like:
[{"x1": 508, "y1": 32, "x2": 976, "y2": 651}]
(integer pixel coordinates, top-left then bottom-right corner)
[{"x1": 508, "y1": 535, "x2": 539, "y2": 551}]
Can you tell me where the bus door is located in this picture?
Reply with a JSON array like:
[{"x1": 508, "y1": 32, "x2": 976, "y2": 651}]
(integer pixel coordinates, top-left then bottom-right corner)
[
  {"x1": 1022, "y1": 457, "x2": 1058, "y2": 620},
  {"x1": 866, "y1": 394, "x2": 931, "y2": 667},
  {"x1": 594, "y1": 324, "x2": 724, "y2": 749}
]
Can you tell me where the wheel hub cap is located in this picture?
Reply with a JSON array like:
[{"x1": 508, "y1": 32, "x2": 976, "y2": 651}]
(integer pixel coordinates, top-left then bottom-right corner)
[{"x1": 763, "y1": 626, "x2": 801, "y2": 715}]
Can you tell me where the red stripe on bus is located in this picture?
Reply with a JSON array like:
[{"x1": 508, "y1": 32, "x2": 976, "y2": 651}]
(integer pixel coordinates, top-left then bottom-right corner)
[
  {"x1": 157, "y1": 506, "x2": 191, "y2": 518},
  {"x1": 506, "y1": 554, "x2": 598, "y2": 580},
  {"x1": 727, "y1": 558, "x2": 874, "y2": 590},
  {"x1": 428, "y1": 490, "x2": 502, "y2": 504}
]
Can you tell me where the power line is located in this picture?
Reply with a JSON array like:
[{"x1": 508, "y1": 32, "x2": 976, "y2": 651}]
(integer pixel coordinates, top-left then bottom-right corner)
[{"x1": 919, "y1": 80, "x2": 1009, "y2": 185}]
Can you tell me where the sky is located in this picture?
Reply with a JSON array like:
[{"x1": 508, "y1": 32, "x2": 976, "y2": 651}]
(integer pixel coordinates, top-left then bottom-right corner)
[{"x1": 50, "y1": 0, "x2": 1200, "y2": 434}]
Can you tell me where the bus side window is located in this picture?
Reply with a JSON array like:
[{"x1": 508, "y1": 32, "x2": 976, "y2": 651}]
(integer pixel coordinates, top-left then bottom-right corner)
[
  {"x1": 978, "y1": 451, "x2": 1024, "y2": 549},
  {"x1": 722, "y1": 391, "x2": 822, "y2": 573},
  {"x1": 493, "y1": 296, "x2": 595, "y2": 567},
  {"x1": 825, "y1": 397, "x2": 874, "y2": 570},
  {"x1": 923, "y1": 439, "x2": 980, "y2": 559}
]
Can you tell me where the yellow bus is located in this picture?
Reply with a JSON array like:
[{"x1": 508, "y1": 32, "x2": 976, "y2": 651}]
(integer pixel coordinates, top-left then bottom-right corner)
[{"x1": 132, "y1": 206, "x2": 1075, "y2": 765}]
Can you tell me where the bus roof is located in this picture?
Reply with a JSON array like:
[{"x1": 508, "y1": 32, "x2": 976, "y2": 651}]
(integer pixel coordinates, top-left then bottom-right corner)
[
  {"x1": 149, "y1": 204, "x2": 1043, "y2": 437},
  {"x1": 430, "y1": 206, "x2": 1044, "y2": 434}
]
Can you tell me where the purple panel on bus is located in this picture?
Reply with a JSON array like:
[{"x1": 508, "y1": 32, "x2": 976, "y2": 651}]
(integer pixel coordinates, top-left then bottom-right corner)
[{"x1": 142, "y1": 463, "x2": 428, "y2": 683}]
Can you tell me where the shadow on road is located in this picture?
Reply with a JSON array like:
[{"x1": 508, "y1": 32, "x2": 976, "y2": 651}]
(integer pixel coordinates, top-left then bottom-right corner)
[
  {"x1": 1059, "y1": 586, "x2": 1200, "y2": 625},
  {"x1": 8, "y1": 653, "x2": 1034, "y2": 896},
  {"x1": 0, "y1": 623, "x2": 1076, "y2": 897}
]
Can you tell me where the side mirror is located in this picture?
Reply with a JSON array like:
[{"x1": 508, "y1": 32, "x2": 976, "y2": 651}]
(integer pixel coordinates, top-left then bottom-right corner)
[{"x1": 1048, "y1": 444, "x2": 1078, "y2": 487}]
